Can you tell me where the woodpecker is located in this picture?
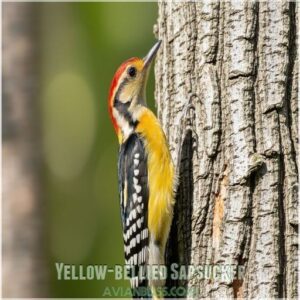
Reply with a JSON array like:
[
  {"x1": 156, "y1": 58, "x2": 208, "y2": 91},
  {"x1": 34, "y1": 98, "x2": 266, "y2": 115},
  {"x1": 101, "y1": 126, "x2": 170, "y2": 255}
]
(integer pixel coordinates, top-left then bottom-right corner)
[{"x1": 108, "y1": 41, "x2": 175, "y2": 298}]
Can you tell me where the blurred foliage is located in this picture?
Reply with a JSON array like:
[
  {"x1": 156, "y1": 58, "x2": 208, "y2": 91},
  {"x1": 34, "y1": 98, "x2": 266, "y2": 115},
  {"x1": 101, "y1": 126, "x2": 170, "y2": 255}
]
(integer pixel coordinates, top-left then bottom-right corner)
[{"x1": 39, "y1": 3, "x2": 157, "y2": 297}]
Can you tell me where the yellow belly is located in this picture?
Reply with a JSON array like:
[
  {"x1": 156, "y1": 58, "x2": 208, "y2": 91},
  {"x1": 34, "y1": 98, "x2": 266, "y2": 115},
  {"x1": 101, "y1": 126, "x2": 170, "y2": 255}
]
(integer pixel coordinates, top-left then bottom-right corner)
[{"x1": 136, "y1": 108, "x2": 175, "y2": 247}]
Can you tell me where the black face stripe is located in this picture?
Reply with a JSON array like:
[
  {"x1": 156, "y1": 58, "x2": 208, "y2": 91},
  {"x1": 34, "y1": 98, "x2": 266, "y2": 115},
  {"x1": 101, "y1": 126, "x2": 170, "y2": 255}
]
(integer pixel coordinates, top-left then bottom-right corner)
[
  {"x1": 113, "y1": 73, "x2": 140, "y2": 129},
  {"x1": 114, "y1": 99, "x2": 138, "y2": 128},
  {"x1": 114, "y1": 77, "x2": 128, "y2": 101}
]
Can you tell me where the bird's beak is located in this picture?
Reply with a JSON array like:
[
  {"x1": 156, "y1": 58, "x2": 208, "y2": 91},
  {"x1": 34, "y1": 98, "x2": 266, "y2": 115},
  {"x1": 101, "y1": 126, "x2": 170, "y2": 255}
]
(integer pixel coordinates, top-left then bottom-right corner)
[{"x1": 143, "y1": 40, "x2": 162, "y2": 70}]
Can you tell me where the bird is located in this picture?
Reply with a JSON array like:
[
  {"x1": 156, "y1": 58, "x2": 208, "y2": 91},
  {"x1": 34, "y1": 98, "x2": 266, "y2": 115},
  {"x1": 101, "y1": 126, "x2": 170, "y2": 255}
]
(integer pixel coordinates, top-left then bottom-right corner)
[{"x1": 108, "y1": 41, "x2": 175, "y2": 298}]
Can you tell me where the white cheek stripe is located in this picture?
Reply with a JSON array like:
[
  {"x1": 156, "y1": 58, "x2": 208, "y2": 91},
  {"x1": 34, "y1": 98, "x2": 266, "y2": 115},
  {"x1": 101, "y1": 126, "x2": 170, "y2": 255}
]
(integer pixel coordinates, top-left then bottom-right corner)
[{"x1": 112, "y1": 108, "x2": 133, "y2": 139}]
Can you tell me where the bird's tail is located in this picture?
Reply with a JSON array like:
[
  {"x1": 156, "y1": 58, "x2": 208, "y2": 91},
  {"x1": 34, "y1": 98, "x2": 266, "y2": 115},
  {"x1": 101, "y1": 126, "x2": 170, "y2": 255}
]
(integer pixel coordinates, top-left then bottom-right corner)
[
  {"x1": 129, "y1": 241, "x2": 166, "y2": 299},
  {"x1": 129, "y1": 264, "x2": 151, "y2": 298},
  {"x1": 148, "y1": 238, "x2": 166, "y2": 299}
]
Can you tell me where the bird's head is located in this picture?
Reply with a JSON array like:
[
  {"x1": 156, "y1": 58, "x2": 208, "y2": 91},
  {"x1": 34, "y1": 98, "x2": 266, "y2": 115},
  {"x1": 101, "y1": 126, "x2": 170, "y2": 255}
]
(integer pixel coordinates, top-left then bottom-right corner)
[{"x1": 108, "y1": 41, "x2": 161, "y2": 142}]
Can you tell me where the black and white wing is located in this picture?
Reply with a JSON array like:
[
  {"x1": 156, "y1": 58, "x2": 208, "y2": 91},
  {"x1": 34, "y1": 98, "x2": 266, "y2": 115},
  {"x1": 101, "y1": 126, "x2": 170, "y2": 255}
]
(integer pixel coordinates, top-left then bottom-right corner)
[{"x1": 118, "y1": 133, "x2": 150, "y2": 296}]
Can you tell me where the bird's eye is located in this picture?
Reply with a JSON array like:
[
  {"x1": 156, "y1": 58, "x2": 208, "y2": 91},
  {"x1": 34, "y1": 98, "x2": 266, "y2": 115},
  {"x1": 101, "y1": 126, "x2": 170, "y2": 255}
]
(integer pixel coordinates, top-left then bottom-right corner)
[{"x1": 128, "y1": 66, "x2": 136, "y2": 78}]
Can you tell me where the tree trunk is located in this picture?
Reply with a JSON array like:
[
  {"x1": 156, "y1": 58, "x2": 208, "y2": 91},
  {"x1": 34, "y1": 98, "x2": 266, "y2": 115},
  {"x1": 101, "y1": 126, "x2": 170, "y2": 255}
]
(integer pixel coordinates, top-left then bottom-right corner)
[
  {"x1": 154, "y1": 1, "x2": 298, "y2": 298},
  {"x1": 3, "y1": 3, "x2": 48, "y2": 297}
]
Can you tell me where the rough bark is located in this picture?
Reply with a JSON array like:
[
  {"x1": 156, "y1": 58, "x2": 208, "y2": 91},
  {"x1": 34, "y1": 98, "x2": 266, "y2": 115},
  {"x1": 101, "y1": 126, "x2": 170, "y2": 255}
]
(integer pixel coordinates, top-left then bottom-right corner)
[
  {"x1": 2, "y1": 3, "x2": 48, "y2": 297},
  {"x1": 155, "y1": 1, "x2": 298, "y2": 298}
]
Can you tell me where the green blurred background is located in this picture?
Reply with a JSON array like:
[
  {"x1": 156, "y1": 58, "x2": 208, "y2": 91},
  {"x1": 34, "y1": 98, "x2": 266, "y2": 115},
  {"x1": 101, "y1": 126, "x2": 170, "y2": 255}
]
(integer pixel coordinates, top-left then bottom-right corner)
[{"x1": 39, "y1": 3, "x2": 157, "y2": 297}]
